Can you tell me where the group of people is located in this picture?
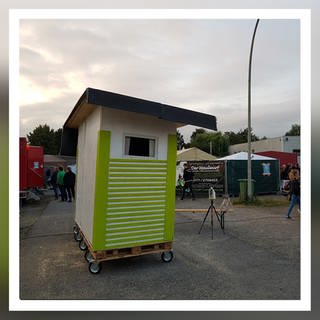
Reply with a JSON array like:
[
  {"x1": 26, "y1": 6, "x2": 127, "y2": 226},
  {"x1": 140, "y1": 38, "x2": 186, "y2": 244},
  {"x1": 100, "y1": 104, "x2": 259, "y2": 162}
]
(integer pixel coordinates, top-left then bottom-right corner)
[
  {"x1": 47, "y1": 166, "x2": 76, "y2": 202},
  {"x1": 178, "y1": 161, "x2": 301, "y2": 219},
  {"x1": 281, "y1": 162, "x2": 300, "y2": 180}
]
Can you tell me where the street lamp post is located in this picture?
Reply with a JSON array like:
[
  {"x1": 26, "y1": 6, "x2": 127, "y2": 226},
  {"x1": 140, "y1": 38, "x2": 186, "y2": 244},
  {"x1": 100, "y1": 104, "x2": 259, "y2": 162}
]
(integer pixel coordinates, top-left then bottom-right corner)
[{"x1": 247, "y1": 19, "x2": 260, "y2": 201}]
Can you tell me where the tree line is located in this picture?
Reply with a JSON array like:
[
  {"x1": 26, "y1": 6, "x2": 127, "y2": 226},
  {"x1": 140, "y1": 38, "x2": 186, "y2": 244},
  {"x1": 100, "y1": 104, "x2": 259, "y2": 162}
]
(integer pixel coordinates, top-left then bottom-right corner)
[
  {"x1": 25, "y1": 123, "x2": 300, "y2": 156},
  {"x1": 26, "y1": 124, "x2": 62, "y2": 154},
  {"x1": 177, "y1": 124, "x2": 300, "y2": 157}
]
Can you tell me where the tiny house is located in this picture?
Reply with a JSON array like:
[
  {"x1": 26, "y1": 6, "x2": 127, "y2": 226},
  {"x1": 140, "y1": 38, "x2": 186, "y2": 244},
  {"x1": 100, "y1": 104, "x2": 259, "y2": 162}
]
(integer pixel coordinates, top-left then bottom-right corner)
[{"x1": 61, "y1": 88, "x2": 216, "y2": 273}]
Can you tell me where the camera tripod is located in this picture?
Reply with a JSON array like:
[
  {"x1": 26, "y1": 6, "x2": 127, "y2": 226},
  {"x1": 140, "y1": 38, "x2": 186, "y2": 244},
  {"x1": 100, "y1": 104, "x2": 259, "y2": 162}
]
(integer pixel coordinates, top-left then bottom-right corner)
[
  {"x1": 198, "y1": 196, "x2": 229, "y2": 239},
  {"x1": 198, "y1": 199, "x2": 216, "y2": 240}
]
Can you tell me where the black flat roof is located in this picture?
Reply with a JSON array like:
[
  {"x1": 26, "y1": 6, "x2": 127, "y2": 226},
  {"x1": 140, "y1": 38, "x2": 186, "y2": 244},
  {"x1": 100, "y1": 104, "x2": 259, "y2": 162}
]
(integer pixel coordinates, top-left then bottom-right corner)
[
  {"x1": 64, "y1": 87, "x2": 217, "y2": 130},
  {"x1": 60, "y1": 88, "x2": 217, "y2": 156}
]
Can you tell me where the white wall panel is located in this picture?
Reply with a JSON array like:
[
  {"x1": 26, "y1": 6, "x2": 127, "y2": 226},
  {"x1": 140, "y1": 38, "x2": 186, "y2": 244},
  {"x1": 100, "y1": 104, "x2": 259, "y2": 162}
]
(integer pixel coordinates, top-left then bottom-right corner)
[
  {"x1": 101, "y1": 108, "x2": 177, "y2": 160},
  {"x1": 75, "y1": 107, "x2": 101, "y2": 243}
]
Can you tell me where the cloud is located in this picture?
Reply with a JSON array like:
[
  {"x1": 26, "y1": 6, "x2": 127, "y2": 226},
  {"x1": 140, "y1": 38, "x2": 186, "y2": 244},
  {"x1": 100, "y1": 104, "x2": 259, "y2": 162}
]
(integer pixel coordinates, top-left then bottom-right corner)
[
  {"x1": 19, "y1": 18, "x2": 300, "y2": 139},
  {"x1": 19, "y1": 95, "x2": 80, "y2": 137}
]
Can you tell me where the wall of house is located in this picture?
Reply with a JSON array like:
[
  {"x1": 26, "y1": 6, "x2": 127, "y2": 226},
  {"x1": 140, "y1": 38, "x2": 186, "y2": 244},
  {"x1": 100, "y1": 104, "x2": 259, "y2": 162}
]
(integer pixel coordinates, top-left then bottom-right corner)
[
  {"x1": 228, "y1": 136, "x2": 300, "y2": 155},
  {"x1": 91, "y1": 108, "x2": 178, "y2": 250},
  {"x1": 228, "y1": 137, "x2": 283, "y2": 154},
  {"x1": 282, "y1": 136, "x2": 300, "y2": 153},
  {"x1": 101, "y1": 108, "x2": 177, "y2": 160},
  {"x1": 75, "y1": 107, "x2": 102, "y2": 243}
]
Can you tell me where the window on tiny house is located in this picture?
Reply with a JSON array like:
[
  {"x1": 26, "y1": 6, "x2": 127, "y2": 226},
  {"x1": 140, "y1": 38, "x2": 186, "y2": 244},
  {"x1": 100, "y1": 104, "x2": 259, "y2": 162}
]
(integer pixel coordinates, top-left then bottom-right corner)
[{"x1": 124, "y1": 136, "x2": 156, "y2": 157}]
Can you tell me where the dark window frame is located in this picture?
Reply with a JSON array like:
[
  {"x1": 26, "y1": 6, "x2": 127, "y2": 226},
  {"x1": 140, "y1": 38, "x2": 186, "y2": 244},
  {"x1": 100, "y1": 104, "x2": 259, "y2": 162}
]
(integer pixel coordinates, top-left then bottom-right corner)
[{"x1": 124, "y1": 134, "x2": 157, "y2": 159}]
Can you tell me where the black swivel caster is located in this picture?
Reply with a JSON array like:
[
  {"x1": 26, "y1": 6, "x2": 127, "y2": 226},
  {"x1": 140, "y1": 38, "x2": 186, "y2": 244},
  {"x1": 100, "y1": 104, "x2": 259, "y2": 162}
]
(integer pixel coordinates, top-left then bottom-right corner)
[
  {"x1": 84, "y1": 250, "x2": 94, "y2": 263},
  {"x1": 88, "y1": 261, "x2": 102, "y2": 274},
  {"x1": 79, "y1": 239, "x2": 87, "y2": 251},
  {"x1": 161, "y1": 251, "x2": 174, "y2": 263}
]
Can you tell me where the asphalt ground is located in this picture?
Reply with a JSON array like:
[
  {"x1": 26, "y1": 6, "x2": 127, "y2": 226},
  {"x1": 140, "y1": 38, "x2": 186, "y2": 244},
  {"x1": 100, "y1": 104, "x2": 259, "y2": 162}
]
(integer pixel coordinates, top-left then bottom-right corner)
[{"x1": 19, "y1": 191, "x2": 300, "y2": 300}]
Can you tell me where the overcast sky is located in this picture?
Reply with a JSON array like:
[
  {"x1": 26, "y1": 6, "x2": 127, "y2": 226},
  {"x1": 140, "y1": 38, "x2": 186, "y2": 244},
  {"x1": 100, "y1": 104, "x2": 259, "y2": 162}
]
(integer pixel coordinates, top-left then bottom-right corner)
[{"x1": 19, "y1": 16, "x2": 300, "y2": 141}]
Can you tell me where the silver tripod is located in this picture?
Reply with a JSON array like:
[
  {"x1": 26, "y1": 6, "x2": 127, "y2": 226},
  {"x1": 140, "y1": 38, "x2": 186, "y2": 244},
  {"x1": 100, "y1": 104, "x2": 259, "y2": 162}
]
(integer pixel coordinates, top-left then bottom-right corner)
[{"x1": 198, "y1": 199, "x2": 215, "y2": 240}]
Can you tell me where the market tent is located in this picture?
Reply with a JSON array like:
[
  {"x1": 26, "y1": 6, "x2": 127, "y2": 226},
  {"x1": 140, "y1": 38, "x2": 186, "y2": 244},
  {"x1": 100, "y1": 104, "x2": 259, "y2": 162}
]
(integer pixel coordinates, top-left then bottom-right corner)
[
  {"x1": 219, "y1": 151, "x2": 276, "y2": 161},
  {"x1": 177, "y1": 147, "x2": 217, "y2": 161},
  {"x1": 218, "y1": 152, "x2": 280, "y2": 196}
]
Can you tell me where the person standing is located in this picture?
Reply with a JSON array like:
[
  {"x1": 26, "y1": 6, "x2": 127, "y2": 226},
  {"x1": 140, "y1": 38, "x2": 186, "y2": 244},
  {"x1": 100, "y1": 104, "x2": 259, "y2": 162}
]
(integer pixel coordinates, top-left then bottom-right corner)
[
  {"x1": 50, "y1": 167, "x2": 59, "y2": 200},
  {"x1": 45, "y1": 167, "x2": 52, "y2": 189},
  {"x1": 64, "y1": 166, "x2": 76, "y2": 202},
  {"x1": 180, "y1": 163, "x2": 195, "y2": 200},
  {"x1": 287, "y1": 167, "x2": 300, "y2": 219},
  {"x1": 57, "y1": 166, "x2": 67, "y2": 201}
]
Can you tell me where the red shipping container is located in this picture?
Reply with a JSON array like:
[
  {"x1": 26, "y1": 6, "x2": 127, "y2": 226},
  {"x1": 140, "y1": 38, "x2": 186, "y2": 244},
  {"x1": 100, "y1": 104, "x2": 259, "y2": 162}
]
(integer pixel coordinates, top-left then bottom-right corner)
[
  {"x1": 19, "y1": 137, "x2": 28, "y2": 190},
  {"x1": 255, "y1": 151, "x2": 298, "y2": 167},
  {"x1": 20, "y1": 137, "x2": 45, "y2": 195},
  {"x1": 26, "y1": 145, "x2": 44, "y2": 188}
]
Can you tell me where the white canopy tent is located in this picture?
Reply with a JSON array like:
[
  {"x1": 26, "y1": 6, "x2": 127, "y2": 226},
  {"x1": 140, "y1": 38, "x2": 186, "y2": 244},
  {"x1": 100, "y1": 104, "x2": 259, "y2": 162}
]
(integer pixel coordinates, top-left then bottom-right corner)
[{"x1": 219, "y1": 151, "x2": 276, "y2": 161}]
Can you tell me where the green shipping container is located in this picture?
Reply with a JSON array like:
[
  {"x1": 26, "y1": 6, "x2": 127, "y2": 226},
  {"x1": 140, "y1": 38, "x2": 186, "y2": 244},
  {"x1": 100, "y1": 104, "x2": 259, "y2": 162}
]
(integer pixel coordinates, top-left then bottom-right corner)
[{"x1": 220, "y1": 152, "x2": 280, "y2": 197}]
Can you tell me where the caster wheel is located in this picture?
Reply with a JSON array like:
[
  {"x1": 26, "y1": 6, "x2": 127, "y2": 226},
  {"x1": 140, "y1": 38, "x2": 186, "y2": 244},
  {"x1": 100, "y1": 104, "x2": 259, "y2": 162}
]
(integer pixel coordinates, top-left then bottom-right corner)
[
  {"x1": 84, "y1": 250, "x2": 94, "y2": 263},
  {"x1": 88, "y1": 261, "x2": 101, "y2": 274},
  {"x1": 73, "y1": 225, "x2": 79, "y2": 234},
  {"x1": 161, "y1": 251, "x2": 173, "y2": 263},
  {"x1": 79, "y1": 239, "x2": 87, "y2": 251},
  {"x1": 74, "y1": 231, "x2": 82, "y2": 242}
]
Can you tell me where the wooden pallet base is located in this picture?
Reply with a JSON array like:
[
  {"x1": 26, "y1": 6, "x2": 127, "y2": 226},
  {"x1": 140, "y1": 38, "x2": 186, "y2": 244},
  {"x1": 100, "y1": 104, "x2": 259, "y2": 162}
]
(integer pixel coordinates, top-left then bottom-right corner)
[
  {"x1": 93, "y1": 242, "x2": 172, "y2": 262},
  {"x1": 75, "y1": 223, "x2": 172, "y2": 262}
]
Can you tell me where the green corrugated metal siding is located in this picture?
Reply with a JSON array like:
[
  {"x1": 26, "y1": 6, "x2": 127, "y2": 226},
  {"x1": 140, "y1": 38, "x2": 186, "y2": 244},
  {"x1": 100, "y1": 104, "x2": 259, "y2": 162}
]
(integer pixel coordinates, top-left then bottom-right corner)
[
  {"x1": 92, "y1": 131, "x2": 110, "y2": 250},
  {"x1": 105, "y1": 158, "x2": 168, "y2": 249},
  {"x1": 91, "y1": 132, "x2": 177, "y2": 251},
  {"x1": 164, "y1": 134, "x2": 177, "y2": 240}
]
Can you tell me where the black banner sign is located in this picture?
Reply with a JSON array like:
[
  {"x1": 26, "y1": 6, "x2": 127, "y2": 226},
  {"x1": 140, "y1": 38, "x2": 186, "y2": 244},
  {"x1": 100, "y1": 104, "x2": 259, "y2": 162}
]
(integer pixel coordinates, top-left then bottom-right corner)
[{"x1": 188, "y1": 161, "x2": 225, "y2": 194}]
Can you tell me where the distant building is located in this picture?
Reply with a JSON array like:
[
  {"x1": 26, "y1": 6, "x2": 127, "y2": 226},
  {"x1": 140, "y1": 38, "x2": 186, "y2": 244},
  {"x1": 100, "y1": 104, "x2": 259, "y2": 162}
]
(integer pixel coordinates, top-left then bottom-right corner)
[
  {"x1": 44, "y1": 154, "x2": 76, "y2": 168},
  {"x1": 228, "y1": 136, "x2": 300, "y2": 163}
]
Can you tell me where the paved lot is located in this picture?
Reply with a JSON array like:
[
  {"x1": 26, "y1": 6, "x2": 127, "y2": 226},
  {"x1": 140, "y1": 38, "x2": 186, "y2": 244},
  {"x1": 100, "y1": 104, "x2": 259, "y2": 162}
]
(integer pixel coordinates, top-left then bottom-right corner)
[{"x1": 20, "y1": 192, "x2": 300, "y2": 300}]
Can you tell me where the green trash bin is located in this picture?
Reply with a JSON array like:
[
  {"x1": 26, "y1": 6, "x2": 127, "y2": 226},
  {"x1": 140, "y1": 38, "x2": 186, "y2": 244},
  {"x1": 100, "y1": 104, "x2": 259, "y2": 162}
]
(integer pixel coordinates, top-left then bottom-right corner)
[{"x1": 238, "y1": 179, "x2": 255, "y2": 201}]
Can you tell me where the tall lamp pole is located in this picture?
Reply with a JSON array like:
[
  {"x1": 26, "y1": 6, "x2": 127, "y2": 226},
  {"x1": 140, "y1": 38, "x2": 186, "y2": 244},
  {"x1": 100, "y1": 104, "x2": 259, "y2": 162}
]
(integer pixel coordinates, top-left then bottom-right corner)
[{"x1": 247, "y1": 19, "x2": 260, "y2": 201}]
